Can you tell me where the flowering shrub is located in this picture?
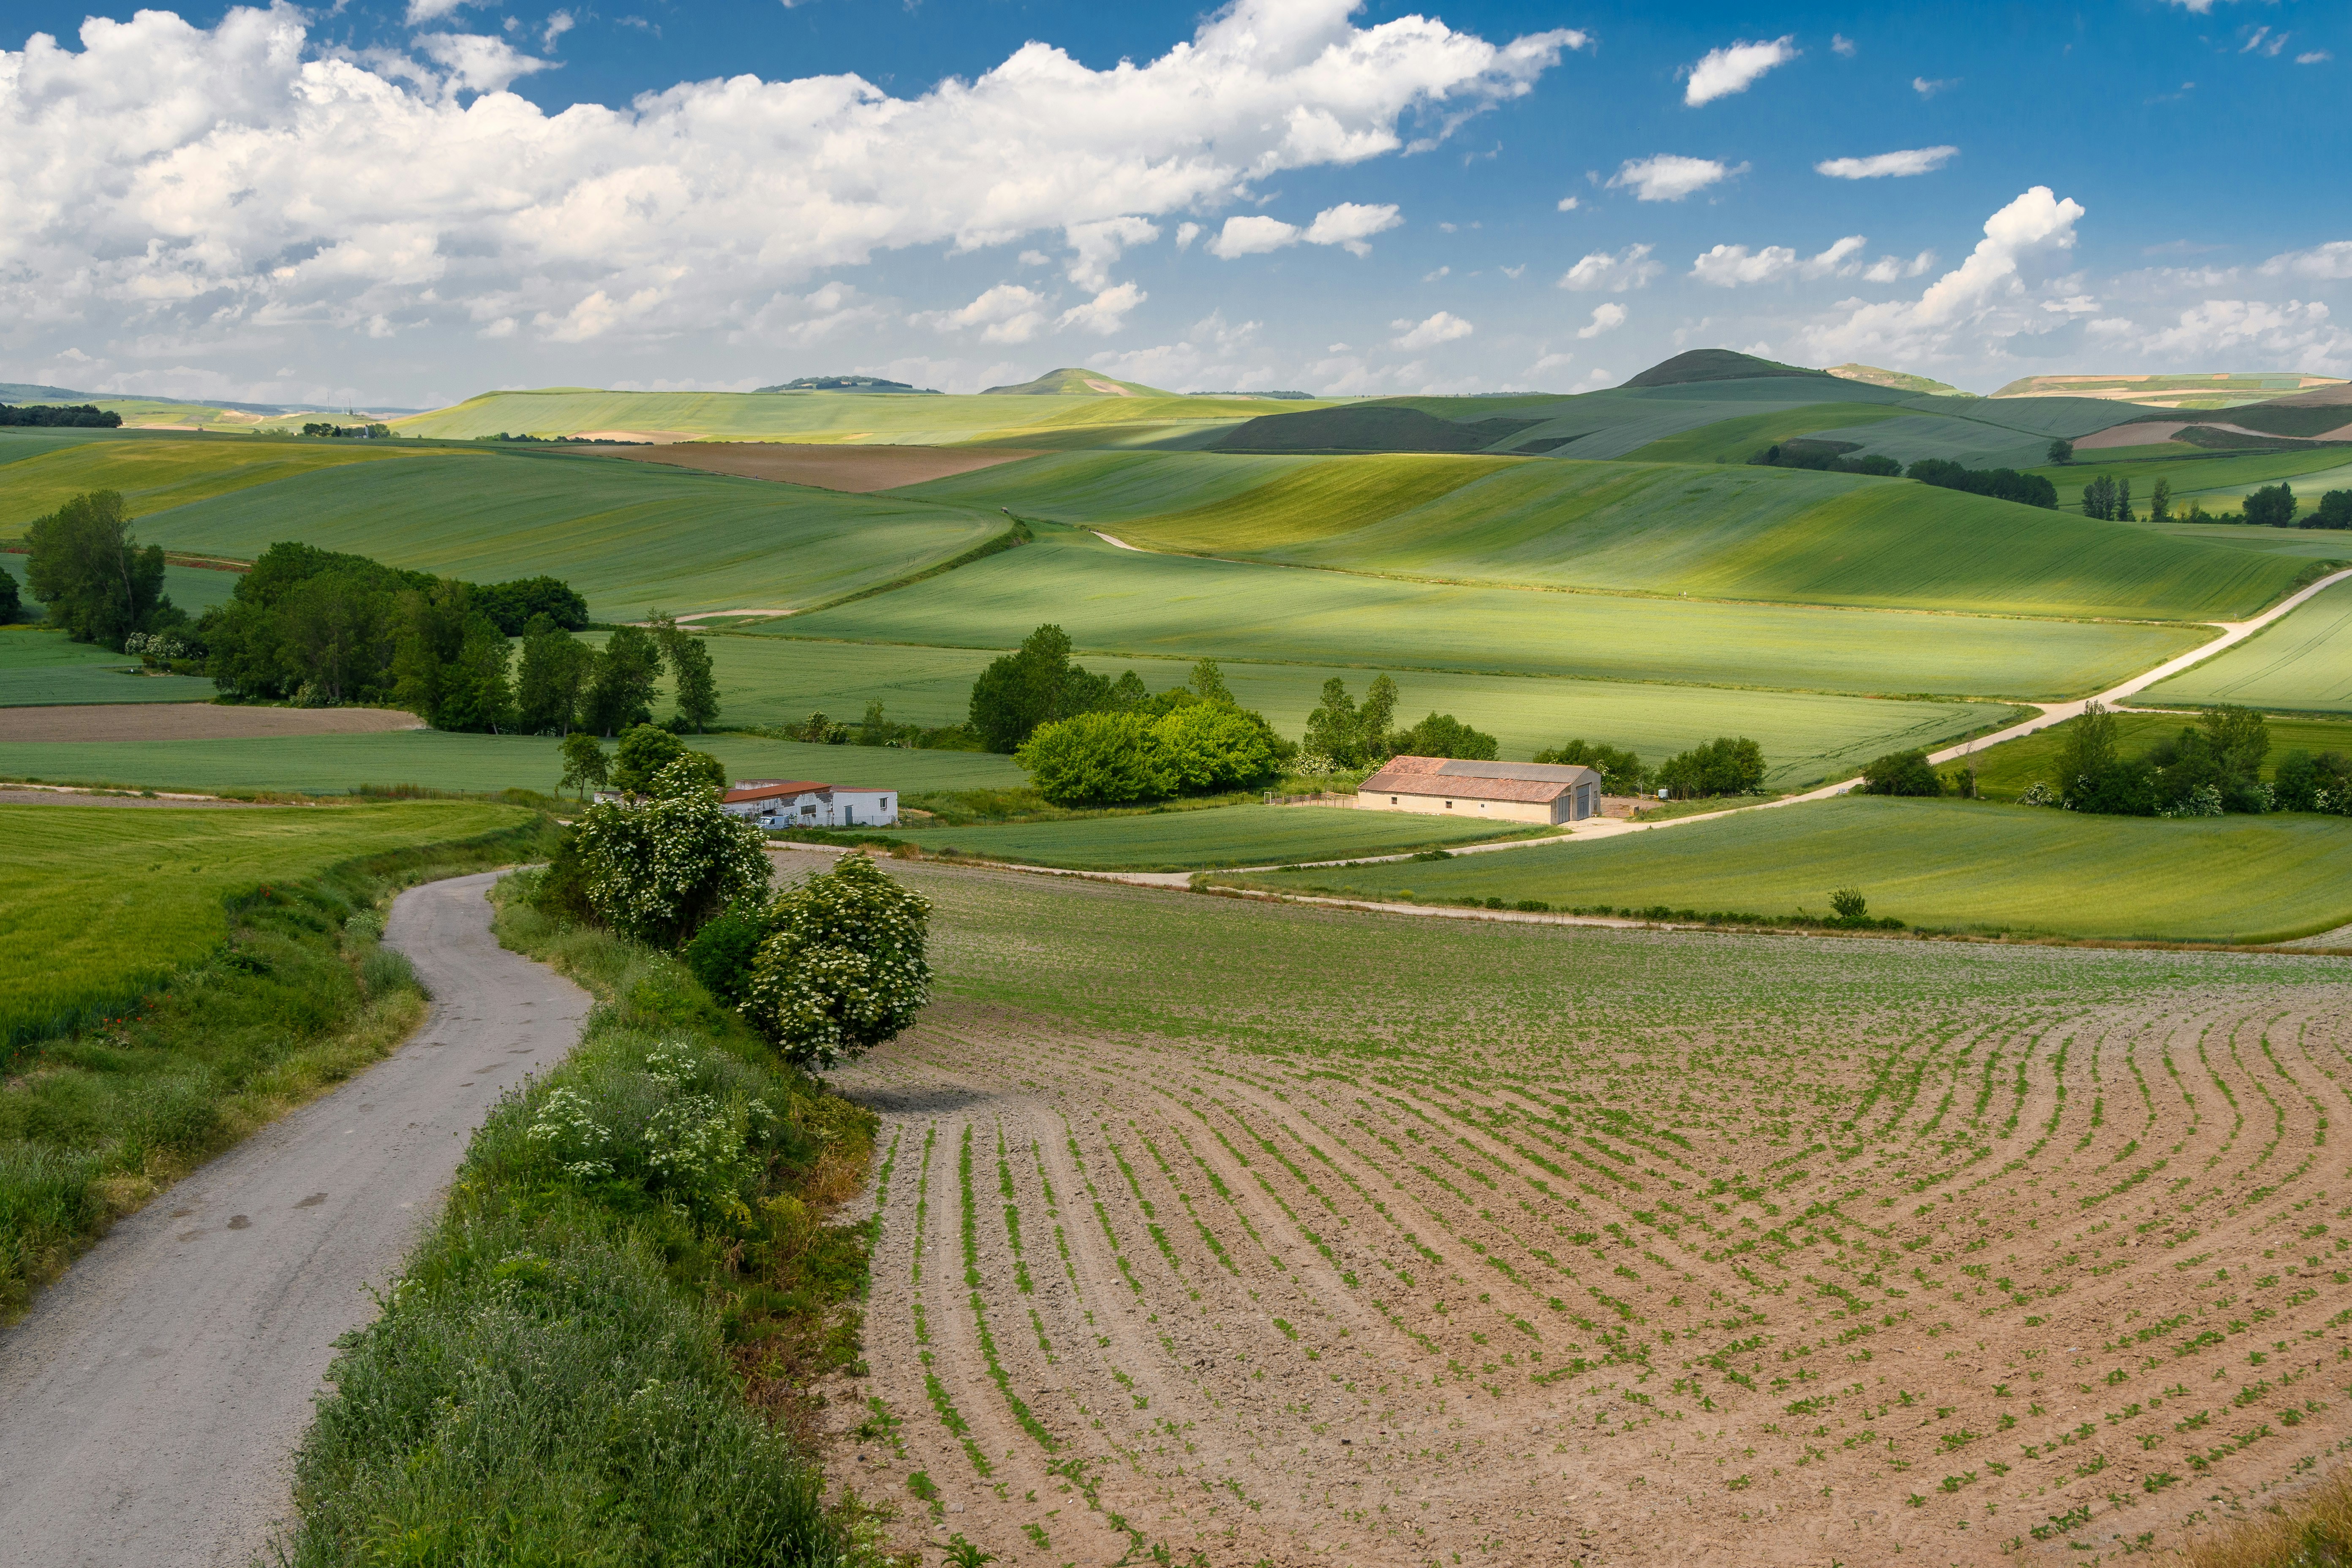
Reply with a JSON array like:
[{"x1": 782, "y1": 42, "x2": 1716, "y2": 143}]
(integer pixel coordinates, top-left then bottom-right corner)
[
  {"x1": 525, "y1": 1086, "x2": 613, "y2": 1179},
  {"x1": 743, "y1": 855, "x2": 931, "y2": 1068},
  {"x1": 574, "y1": 759, "x2": 767, "y2": 947}
]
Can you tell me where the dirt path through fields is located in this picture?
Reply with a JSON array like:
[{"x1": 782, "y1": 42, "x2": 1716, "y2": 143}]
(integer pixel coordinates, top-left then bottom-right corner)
[
  {"x1": 0, "y1": 872, "x2": 587, "y2": 1568},
  {"x1": 820, "y1": 860, "x2": 2352, "y2": 1565}
]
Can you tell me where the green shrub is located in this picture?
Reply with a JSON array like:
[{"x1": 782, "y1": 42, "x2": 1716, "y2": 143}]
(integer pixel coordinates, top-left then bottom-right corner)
[
  {"x1": 1859, "y1": 749, "x2": 1944, "y2": 797},
  {"x1": 1017, "y1": 710, "x2": 1174, "y2": 807},
  {"x1": 574, "y1": 760, "x2": 768, "y2": 946},
  {"x1": 680, "y1": 904, "x2": 768, "y2": 1006},
  {"x1": 1156, "y1": 702, "x2": 1285, "y2": 793},
  {"x1": 1391, "y1": 711, "x2": 1498, "y2": 760},
  {"x1": 743, "y1": 855, "x2": 933, "y2": 1069},
  {"x1": 1656, "y1": 736, "x2": 1767, "y2": 798}
]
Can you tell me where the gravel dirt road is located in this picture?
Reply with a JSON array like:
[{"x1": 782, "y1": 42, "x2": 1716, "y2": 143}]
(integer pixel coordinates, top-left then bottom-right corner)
[{"x1": 0, "y1": 870, "x2": 586, "y2": 1568}]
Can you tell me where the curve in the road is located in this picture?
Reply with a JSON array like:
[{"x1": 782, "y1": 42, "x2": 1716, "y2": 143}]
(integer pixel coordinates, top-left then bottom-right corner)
[{"x1": 0, "y1": 870, "x2": 587, "y2": 1568}]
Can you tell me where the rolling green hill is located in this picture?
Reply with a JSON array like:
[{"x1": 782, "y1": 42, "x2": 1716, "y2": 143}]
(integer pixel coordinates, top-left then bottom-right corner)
[
  {"x1": 1826, "y1": 364, "x2": 1970, "y2": 396},
  {"x1": 773, "y1": 522, "x2": 2202, "y2": 700},
  {"x1": 977, "y1": 367, "x2": 1171, "y2": 396},
  {"x1": 903, "y1": 449, "x2": 2316, "y2": 620},
  {"x1": 130, "y1": 452, "x2": 1004, "y2": 619},
  {"x1": 0, "y1": 434, "x2": 458, "y2": 528},
  {"x1": 1622, "y1": 402, "x2": 1911, "y2": 463},
  {"x1": 2148, "y1": 575, "x2": 2352, "y2": 712}
]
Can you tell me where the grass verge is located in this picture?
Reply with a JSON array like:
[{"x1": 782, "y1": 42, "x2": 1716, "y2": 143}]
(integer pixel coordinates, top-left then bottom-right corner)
[
  {"x1": 277, "y1": 869, "x2": 880, "y2": 1566},
  {"x1": 2182, "y1": 1470, "x2": 2352, "y2": 1566},
  {"x1": 0, "y1": 811, "x2": 558, "y2": 1317}
]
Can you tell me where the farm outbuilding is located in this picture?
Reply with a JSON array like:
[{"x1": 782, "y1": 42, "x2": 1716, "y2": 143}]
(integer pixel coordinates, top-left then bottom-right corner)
[
  {"x1": 1355, "y1": 756, "x2": 1601, "y2": 825},
  {"x1": 722, "y1": 779, "x2": 898, "y2": 828}
]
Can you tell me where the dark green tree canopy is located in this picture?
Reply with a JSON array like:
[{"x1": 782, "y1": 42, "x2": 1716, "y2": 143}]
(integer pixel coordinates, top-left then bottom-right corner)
[
  {"x1": 968, "y1": 623, "x2": 1115, "y2": 751},
  {"x1": 24, "y1": 490, "x2": 179, "y2": 651},
  {"x1": 1655, "y1": 736, "x2": 1767, "y2": 798},
  {"x1": 1859, "y1": 749, "x2": 1944, "y2": 797}
]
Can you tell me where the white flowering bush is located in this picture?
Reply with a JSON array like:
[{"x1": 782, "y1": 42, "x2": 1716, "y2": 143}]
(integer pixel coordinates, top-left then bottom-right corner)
[
  {"x1": 642, "y1": 1091, "x2": 774, "y2": 1224},
  {"x1": 2017, "y1": 781, "x2": 2057, "y2": 807},
  {"x1": 574, "y1": 759, "x2": 768, "y2": 947},
  {"x1": 525, "y1": 1086, "x2": 613, "y2": 1179},
  {"x1": 743, "y1": 855, "x2": 931, "y2": 1068}
]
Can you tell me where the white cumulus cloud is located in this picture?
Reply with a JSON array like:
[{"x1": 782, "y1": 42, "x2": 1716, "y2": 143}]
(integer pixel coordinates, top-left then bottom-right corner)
[
  {"x1": 914, "y1": 283, "x2": 1052, "y2": 344},
  {"x1": 1815, "y1": 146, "x2": 1958, "y2": 180},
  {"x1": 2142, "y1": 299, "x2": 2343, "y2": 365},
  {"x1": 1690, "y1": 236, "x2": 1866, "y2": 286},
  {"x1": 1609, "y1": 155, "x2": 1745, "y2": 202},
  {"x1": 1391, "y1": 310, "x2": 1473, "y2": 349},
  {"x1": 1207, "y1": 202, "x2": 1402, "y2": 259},
  {"x1": 1557, "y1": 244, "x2": 1661, "y2": 292},
  {"x1": 1797, "y1": 186, "x2": 2086, "y2": 363},
  {"x1": 1058, "y1": 281, "x2": 1147, "y2": 336},
  {"x1": 1683, "y1": 36, "x2": 1797, "y2": 106},
  {"x1": 0, "y1": 0, "x2": 1580, "y2": 379},
  {"x1": 1575, "y1": 302, "x2": 1625, "y2": 338},
  {"x1": 2261, "y1": 241, "x2": 2352, "y2": 280},
  {"x1": 1912, "y1": 76, "x2": 1957, "y2": 97}
]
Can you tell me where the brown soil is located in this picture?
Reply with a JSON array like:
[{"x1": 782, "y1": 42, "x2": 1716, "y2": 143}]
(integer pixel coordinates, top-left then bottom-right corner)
[
  {"x1": 816, "y1": 862, "x2": 2352, "y2": 1568},
  {"x1": 0, "y1": 705, "x2": 425, "y2": 742},
  {"x1": 603, "y1": 442, "x2": 1041, "y2": 494}
]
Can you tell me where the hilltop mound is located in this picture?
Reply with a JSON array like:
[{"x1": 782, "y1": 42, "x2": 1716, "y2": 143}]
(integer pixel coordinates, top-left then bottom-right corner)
[
  {"x1": 1621, "y1": 350, "x2": 1835, "y2": 390},
  {"x1": 1209, "y1": 404, "x2": 1539, "y2": 455},
  {"x1": 980, "y1": 368, "x2": 1171, "y2": 397},
  {"x1": 756, "y1": 375, "x2": 939, "y2": 394},
  {"x1": 1826, "y1": 363, "x2": 1970, "y2": 397}
]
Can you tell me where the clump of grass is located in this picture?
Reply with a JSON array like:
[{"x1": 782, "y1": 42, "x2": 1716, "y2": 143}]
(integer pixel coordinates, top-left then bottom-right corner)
[
  {"x1": 2182, "y1": 1471, "x2": 2352, "y2": 1567},
  {"x1": 280, "y1": 872, "x2": 877, "y2": 1564}
]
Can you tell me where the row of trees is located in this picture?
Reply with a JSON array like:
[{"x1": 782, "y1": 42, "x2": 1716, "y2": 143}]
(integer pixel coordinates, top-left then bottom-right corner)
[
  {"x1": 1300, "y1": 674, "x2": 1500, "y2": 769},
  {"x1": 1746, "y1": 445, "x2": 2059, "y2": 509},
  {"x1": 540, "y1": 756, "x2": 931, "y2": 1068},
  {"x1": 2045, "y1": 702, "x2": 2276, "y2": 817},
  {"x1": 1531, "y1": 735, "x2": 1767, "y2": 798},
  {"x1": 0, "y1": 403, "x2": 121, "y2": 427},
  {"x1": 2244, "y1": 483, "x2": 2352, "y2": 530},
  {"x1": 1016, "y1": 661, "x2": 1290, "y2": 807}
]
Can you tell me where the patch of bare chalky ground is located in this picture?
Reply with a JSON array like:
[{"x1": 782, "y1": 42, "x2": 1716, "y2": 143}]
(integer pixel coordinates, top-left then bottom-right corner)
[{"x1": 796, "y1": 852, "x2": 2352, "y2": 1568}]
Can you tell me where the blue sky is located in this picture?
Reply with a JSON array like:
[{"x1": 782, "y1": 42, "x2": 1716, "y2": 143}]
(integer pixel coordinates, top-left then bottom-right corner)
[{"x1": 2, "y1": 0, "x2": 2345, "y2": 407}]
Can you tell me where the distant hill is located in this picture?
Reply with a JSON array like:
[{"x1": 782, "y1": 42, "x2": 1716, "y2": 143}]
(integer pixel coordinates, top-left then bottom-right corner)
[
  {"x1": 1209, "y1": 404, "x2": 1540, "y2": 455},
  {"x1": 979, "y1": 368, "x2": 1171, "y2": 397},
  {"x1": 1620, "y1": 349, "x2": 1837, "y2": 390},
  {"x1": 1826, "y1": 363, "x2": 1971, "y2": 397},
  {"x1": 756, "y1": 375, "x2": 940, "y2": 395},
  {"x1": 0, "y1": 382, "x2": 95, "y2": 403},
  {"x1": 1991, "y1": 372, "x2": 2346, "y2": 409}
]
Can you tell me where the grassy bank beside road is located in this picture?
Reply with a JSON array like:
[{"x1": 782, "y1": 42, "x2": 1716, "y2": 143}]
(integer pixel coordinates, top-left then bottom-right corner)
[
  {"x1": 1222, "y1": 795, "x2": 2352, "y2": 943},
  {"x1": 0, "y1": 803, "x2": 555, "y2": 1314},
  {"x1": 0, "y1": 799, "x2": 534, "y2": 1054},
  {"x1": 280, "y1": 874, "x2": 873, "y2": 1567}
]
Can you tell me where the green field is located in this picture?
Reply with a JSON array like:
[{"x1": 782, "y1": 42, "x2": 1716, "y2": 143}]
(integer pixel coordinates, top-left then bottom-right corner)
[
  {"x1": 132, "y1": 452, "x2": 1003, "y2": 619},
  {"x1": 1230, "y1": 794, "x2": 2352, "y2": 942},
  {"x1": 871, "y1": 803, "x2": 1546, "y2": 870},
  {"x1": 2029, "y1": 446, "x2": 2352, "y2": 521},
  {"x1": 1620, "y1": 401, "x2": 1911, "y2": 463},
  {"x1": 902, "y1": 449, "x2": 2311, "y2": 618},
  {"x1": 1957, "y1": 708, "x2": 2352, "y2": 800},
  {"x1": 0, "y1": 627, "x2": 216, "y2": 706},
  {"x1": 0, "y1": 434, "x2": 453, "y2": 529},
  {"x1": 2147, "y1": 575, "x2": 2352, "y2": 710},
  {"x1": 0, "y1": 728, "x2": 1026, "y2": 797},
  {"x1": 391, "y1": 386, "x2": 1299, "y2": 446},
  {"x1": 0, "y1": 430, "x2": 120, "y2": 466},
  {"x1": 773, "y1": 524, "x2": 2208, "y2": 701},
  {"x1": 0, "y1": 799, "x2": 527, "y2": 1046},
  {"x1": 681, "y1": 632, "x2": 2017, "y2": 785}
]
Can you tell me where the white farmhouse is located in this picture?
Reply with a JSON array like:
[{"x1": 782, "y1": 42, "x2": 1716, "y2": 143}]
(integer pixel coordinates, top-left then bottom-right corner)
[
  {"x1": 721, "y1": 779, "x2": 899, "y2": 829},
  {"x1": 1355, "y1": 756, "x2": 1601, "y2": 825}
]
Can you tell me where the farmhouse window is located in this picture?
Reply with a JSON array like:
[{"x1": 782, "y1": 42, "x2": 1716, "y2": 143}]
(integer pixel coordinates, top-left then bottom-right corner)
[
  {"x1": 1444, "y1": 800, "x2": 1452, "y2": 809},
  {"x1": 1389, "y1": 795, "x2": 1398, "y2": 804}
]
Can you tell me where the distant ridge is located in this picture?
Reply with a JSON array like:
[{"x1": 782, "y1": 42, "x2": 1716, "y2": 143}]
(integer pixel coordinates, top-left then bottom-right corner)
[
  {"x1": 1990, "y1": 372, "x2": 2345, "y2": 408},
  {"x1": 757, "y1": 375, "x2": 940, "y2": 395},
  {"x1": 1620, "y1": 349, "x2": 1835, "y2": 390},
  {"x1": 979, "y1": 367, "x2": 1171, "y2": 397},
  {"x1": 1209, "y1": 404, "x2": 1538, "y2": 455},
  {"x1": 1826, "y1": 363, "x2": 1970, "y2": 397}
]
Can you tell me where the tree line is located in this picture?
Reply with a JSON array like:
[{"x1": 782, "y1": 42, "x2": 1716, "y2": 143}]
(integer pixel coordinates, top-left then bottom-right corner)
[
  {"x1": 1748, "y1": 444, "x2": 2059, "y2": 508},
  {"x1": 21, "y1": 488, "x2": 718, "y2": 736},
  {"x1": 0, "y1": 403, "x2": 121, "y2": 427}
]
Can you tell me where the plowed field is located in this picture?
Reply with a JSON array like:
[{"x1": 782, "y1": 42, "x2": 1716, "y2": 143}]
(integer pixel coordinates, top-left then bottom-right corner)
[{"x1": 819, "y1": 854, "x2": 2352, "y2": 1567}]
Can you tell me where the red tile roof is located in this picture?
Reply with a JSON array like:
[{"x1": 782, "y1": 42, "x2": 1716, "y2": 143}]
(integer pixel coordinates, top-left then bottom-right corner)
[
  {"x1": 724, "y1": 780, "x2": 830, "y2": 803},
  {"x1": 1357, "y1": 755, "x2": 1598, "y2": 804}
]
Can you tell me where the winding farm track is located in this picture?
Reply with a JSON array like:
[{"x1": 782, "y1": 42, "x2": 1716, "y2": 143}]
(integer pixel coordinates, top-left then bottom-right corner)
[{"x1": 0, "y1": 871, "x2": 586, "y2": 1568}]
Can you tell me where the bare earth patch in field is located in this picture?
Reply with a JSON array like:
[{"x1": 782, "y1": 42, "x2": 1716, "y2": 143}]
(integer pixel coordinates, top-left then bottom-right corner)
[
  {"x1": 606, "y1": 441, "x2": 1041, "y2": 493},
  {"x1": 815, "y1": 856, "x2": 2352, "y2": 1568},
  {"x1": 0, "y1": 705, "x2": 424, "y2": 741}
]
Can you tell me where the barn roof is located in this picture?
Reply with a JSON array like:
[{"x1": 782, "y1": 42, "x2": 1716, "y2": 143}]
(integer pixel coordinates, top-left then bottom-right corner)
[
  {"x1": 724, "y1": 780, "x2": 831, "y2": 803},
  {"x1": 1358, "y1": 755, "x2": 1599, "y2": 804}
]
